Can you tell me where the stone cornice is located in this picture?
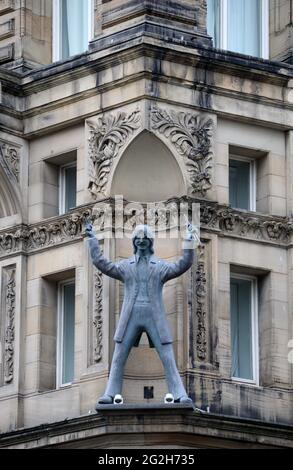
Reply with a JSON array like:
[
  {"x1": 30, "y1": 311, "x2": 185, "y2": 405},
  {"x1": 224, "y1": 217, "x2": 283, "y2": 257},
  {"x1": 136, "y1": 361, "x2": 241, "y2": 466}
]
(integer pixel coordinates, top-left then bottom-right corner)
[
  {"x1": 1, "y1": 39, "x2": 292, "y2": 96},
  {"x1": 0, "y1": 406, "x2": 292, "y2": 448},
  {"x1": 5, "y1": 68, "x2": 291, "y2": 126},
  {"x1": 0, "y1": 200, "x2": 292, "y2": 259},
  {"x1": 0, "y1": 41, "x2": 292, "y2": 137}
]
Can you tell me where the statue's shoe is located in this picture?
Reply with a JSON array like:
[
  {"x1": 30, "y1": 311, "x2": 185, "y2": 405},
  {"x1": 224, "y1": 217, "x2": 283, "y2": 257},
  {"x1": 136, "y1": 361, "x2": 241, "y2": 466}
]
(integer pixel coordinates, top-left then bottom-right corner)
[
  {"x1": 177, "y1": 395, "x2": 193, "y2": 404},
  {"x1": 97, "y1": 394, "x2": 113, "y2": 405}
]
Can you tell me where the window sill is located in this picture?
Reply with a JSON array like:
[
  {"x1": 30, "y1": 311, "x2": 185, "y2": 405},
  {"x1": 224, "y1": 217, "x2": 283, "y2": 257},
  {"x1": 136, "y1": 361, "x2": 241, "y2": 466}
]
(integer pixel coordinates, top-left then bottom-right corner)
[
  {"x1": 57, "y1": 382, "x2": 73, "y2": 390},
  {"x1": 231, "y1": 377, "x2": 259, "y2": 387}
]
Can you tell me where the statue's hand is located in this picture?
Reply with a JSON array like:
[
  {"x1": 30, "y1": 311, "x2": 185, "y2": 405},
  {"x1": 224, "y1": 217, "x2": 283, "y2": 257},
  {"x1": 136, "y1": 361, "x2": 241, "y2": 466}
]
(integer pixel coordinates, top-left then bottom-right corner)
[
  {"x1": 85, "y1": 223, "x2": 95, "y2": 238},
  {"x1": 185, "y1": 223, "x2": 200, "y2": 246}
]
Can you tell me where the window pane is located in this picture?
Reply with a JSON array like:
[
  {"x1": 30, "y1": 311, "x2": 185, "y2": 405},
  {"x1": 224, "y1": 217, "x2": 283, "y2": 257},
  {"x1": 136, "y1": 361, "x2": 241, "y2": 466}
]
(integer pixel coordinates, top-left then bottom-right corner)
[
  {"x1": 64, "y1": 166, "x2": 77, "y2": 212},
  {"x1": 207, "y1": 0, "x2": 221, "y2": 48},
  {"x1": 227, "y1": 0, "x2": 261, "y2": 56},
  {"x1": 60, "y1": 0, "x2": 89, "y2": 59},
  {"x1": 229, "y1": 159, "x2": 250, "y2": 210},
  {"x1": 62, "y1": 283, "x2": 75, "y2": 384},
  {"x1": 230, "y1": 278, "x2": 253, "y2": 380}
]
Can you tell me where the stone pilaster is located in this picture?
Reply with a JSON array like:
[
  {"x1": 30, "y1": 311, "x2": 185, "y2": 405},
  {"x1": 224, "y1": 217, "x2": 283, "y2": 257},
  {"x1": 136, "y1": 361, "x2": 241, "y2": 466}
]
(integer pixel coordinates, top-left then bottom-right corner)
[{"x1": 90, "y1": 0, "x2": 212, "y2": 52}]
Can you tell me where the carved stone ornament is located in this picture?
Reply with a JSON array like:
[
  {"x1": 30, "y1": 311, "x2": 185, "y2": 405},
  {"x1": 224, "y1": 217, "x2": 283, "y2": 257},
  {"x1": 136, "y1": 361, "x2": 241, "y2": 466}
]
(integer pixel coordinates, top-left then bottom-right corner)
[
  {"x1": 93, "y1": 269, "x2": 103, "y2": 363},
  {"x1": 151, "y1": 108, "x2": 213, "y2": 196},
  {"x1": 88, "y1": 110, "x2": 141, "y2": 197},
  {"x1": 3, "y1": 267, "x2": 16, "y2": 384},
  {"x1": 0, "y1": 141, "x2": 20, "y2": 182},
  {"x1": 199, "y1": 204, "x2": 293, "y2": 241},
  {"x1": 0, "y1": 200, "x2": 293, "y2": 259},
  {"x1": 195, "y1": 244, "x2": 207, "y2": 361}
]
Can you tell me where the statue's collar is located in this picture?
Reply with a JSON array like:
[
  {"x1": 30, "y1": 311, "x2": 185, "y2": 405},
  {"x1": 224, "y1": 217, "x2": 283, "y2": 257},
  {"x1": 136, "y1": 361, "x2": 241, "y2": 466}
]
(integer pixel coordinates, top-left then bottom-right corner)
[{"x1": 130, "y1": 254, "x2": 157, "y2": 264}]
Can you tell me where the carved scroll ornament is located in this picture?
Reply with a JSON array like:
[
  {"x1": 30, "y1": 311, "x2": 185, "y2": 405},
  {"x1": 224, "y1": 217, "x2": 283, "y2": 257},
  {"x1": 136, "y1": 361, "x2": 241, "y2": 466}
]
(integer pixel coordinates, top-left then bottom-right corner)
[
  {"x1": 151, "y1": 108, "x2": 213, "y2": 197},
  {"x1": 88, "y1": 110, "x2": 141, "y2": 198},
  {"x1": 2, "y1": 267, "x2": 16, "y2": 384},
  {"x1": 0, "y1": 142, "x2": 20, "y2": 182},
  {"x1": 195, "y1": 244, "x2": 207, "y2": 361},
  {"x1": 93, "y1": 269, "x2": 103, "y2": 363}
]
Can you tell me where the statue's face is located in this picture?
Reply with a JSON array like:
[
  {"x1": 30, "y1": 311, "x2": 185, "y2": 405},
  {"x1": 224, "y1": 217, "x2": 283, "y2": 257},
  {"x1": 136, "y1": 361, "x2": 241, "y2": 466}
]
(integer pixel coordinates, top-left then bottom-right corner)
[{"x1": 134, "y1": 233, "x2": 151, "y2": 252}]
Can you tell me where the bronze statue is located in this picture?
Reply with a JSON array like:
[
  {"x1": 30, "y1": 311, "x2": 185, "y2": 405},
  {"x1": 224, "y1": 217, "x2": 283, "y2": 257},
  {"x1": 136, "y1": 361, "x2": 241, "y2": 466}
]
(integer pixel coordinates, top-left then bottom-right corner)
[{"x1": 86, "y1": 223, "x2": 199, "y2": 405}]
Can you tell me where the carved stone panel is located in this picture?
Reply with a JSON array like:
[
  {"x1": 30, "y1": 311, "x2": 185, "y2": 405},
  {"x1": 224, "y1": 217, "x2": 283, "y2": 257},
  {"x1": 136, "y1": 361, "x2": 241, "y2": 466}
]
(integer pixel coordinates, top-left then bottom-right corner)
[
  {"x1": 151, "y1": 107, "x2": 213, "y2": 197},
  {"x1": 0, "y1": 200, "x2": 292, "y2": 260},
  {"x1": 0, "y1": 265, "x2": 16, "y2": 386},
  {"x1": 88, "y1": 109, "x2": 141, "y2": 198},
  {"x1": 0, "y1": 140, "x2": 20, "y2": 182},
  {"x1": 188, "y1": 240, "x2": 215, "y2": 368},
  {"x1": 194, "y1": 243, "x2": 208, "y2": 361},
  {"x1": 92, "y1": 269, "x2": 103, "y2": 364},
  {"x1": 88, "y1": 237, "x2": 104, "y2": 368}
]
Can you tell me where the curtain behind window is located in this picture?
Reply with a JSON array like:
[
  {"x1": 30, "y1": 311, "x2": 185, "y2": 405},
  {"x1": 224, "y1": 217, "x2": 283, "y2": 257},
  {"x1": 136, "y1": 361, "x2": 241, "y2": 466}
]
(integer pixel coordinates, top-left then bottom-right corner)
[
  {"x1": 207, "y1": 0, "x2": 221, "y2": 48},
  {"x1": 230, "y1": 279, "x2": 253, "y2": 380},
  {"x1": 227, "y1": 0, "x2": 261, "y2": 56},
  {"x1": 229, "y1": 159, "x2": 250, "y2": 210},
  {"x1": 64, "y1": 166, "x2": 77, "y2": 212},
  {"x1": 62, "y1": 283, "x2": 75, "y2": 384},
  {"x1": 60, "y1": 0, "x2": 89, "y2": 59}
]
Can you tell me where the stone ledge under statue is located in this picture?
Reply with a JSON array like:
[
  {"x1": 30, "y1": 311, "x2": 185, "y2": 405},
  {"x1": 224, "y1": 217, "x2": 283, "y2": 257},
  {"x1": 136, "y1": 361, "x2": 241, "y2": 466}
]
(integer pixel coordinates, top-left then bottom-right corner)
[{"x1": 1, "y1": 408, "x2": 291, "y2": 449}]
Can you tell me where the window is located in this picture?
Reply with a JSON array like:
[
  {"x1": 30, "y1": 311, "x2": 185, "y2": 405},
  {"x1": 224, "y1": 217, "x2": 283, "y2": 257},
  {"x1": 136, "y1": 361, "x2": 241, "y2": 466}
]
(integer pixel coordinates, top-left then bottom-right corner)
[
  {"x1": 207, "y1": 0, "x2": 269, "y2": 58},
  {"x1": 59, "y1": 162, "x2": 77, "y2": 214},
  {"x1": 42, "y1": 150, "x2": 77, "y2": 217},
  {"x1": 57, "y1": 280, "x2": 75, "y2": 387},
  {"x1": 229, "y1": 156, "x2": 256, "y2": 211},
  {"x1": 53, "y1": 0, "x2": 92, "y2": 61},
  {"x1": 230, "y1": 275, "x2": 259, "y2": 384}
]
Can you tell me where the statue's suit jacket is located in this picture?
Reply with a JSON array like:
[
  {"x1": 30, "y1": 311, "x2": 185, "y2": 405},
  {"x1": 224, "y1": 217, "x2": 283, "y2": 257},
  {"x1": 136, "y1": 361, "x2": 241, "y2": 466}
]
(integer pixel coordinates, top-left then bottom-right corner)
[{"x1": 87, "y1": 237, "x2": 194, "y2": 345}]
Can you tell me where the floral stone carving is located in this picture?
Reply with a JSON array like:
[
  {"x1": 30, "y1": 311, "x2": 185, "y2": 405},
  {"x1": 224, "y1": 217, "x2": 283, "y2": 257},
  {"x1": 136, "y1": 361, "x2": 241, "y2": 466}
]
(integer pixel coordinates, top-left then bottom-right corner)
[
  {"x1": 88, "y1": 110, "x2": 141, "y2": 197},
  {"x1": 151, "y1": 108, "x2": 213, "y2": 196}
]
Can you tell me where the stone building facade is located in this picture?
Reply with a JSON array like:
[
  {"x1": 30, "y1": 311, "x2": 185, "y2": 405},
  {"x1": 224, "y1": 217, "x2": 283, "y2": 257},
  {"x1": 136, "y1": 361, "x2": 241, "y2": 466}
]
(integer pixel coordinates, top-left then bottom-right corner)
[{"x1": 0, "y1": 0, "x2": 293, "y2": 448}]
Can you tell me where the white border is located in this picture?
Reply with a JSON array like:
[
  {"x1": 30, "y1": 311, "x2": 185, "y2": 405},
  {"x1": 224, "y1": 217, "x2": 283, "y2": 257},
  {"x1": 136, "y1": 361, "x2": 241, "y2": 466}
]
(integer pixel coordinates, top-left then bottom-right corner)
[
  {"x1": 230, "y1": 273, "x2": 259, "y2": 386},
  {"x1": 57, "y1": 279, "x2": 76, "y2": 388},
  {"x1": 229, "y1": 154, "x2": 256, "y2": 212}
]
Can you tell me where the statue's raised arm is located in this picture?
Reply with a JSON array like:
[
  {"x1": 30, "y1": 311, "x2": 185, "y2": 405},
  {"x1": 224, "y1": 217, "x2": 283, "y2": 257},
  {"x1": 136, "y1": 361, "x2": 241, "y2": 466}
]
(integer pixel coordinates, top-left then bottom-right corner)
[
  {"x1": 160, "y1": 220, "x2": 200, "y2": 283},
  {"x1": 85, "y1": 223, "x2": 124, "y2": 282}
]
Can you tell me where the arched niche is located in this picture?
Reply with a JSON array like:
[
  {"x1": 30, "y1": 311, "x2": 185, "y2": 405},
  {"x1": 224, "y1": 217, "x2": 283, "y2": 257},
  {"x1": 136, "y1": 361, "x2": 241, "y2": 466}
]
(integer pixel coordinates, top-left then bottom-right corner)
[
  {"x1": 111, "y1": 131, "x2": 186, "y2": 202},
  {"x1": 109, "y1": 132, "x2": 188, "y2": 391}
]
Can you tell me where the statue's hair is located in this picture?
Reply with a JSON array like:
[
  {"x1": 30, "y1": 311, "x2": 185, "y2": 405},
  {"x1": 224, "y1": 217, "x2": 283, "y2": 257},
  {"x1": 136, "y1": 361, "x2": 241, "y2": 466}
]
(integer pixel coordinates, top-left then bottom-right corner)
[{"x1": 132, "y1": 224, "x2": 154, "y2": 254}]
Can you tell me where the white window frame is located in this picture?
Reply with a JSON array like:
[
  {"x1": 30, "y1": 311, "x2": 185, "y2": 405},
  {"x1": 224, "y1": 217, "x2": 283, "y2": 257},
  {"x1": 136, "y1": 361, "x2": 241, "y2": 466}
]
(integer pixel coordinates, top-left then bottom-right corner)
[
  {"x1": 230, "y1": 273, "x2": 259, "y2": 386},
  {"x1": 210, "y1": 0, "x2": 269, "y2": 59},
  {"x1": 57, "y1": 279, "x2": 75, "y2": 388},
  {"x1": 229, "y1": 154, "x2": 256, "y2": 212},
  {"x1": 53, "y1": 0, "x2": 94, "y2": 62},
  {"x1": 59, "y1": 161, "x2": 77, "y2": 215}
]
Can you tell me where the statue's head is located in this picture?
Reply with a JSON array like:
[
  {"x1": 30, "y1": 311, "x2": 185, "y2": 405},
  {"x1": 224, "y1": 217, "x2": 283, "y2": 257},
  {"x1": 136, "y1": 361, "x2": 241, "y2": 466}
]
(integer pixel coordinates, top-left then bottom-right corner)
[{"x1": 132, "y1": 224, "x2": 154, "y2": 255}]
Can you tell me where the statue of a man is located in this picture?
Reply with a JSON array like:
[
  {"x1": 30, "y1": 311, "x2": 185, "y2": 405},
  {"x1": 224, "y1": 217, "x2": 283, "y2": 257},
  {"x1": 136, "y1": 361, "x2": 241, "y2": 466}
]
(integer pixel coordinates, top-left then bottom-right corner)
[{"x1": 86, "y1": 223, "x2": 199, "y2": 405}]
